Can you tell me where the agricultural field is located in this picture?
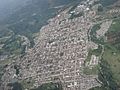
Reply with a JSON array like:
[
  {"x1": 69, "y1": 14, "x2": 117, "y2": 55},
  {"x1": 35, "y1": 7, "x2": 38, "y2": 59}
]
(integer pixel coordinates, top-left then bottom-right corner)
[{"x1": 89, "y1": 17, "x2": 120, "y2": 90}]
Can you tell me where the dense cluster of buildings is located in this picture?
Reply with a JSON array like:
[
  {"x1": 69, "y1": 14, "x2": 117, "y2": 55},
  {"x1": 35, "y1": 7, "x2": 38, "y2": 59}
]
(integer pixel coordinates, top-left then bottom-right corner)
[{"x1": 2, "y1": 0, "x2": 101, "y2": 90}]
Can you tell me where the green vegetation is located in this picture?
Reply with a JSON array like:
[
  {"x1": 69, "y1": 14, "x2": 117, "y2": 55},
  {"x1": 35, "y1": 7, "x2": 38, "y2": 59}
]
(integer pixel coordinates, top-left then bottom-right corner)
[
  {"x1": 97, "y1": 5, "x2": 104, "y2": 12},
  {"x1": 84, "y1": 23, "x2": 104, "y2": 75},
  {"x1": 83, "y1": 65, "x2": 99, "y2": 75},
  {"x1": 86, "y1": 23, "x2": 103, "y2": 62},
  {"x1": 84, "y1": 46, "x2": 102, "y2": 75},
  {"x1": 90, "y1": 24, "x2": 100, "y2": 42},
  {"x1": 90, "y1": 23, "x2": 104, "y2": 44},
  {"x1": 7, "y1": 82, "x2": 23, "y2": 90},
  {"x1": 90, "y1": 54, "x2": 119, "y2": 90},
  {"x1": 6, "y1": 8, "x2": 58, "y2": 48},
  {"x1": 85, "y1": 45, "x2": 102, "y2": 63},
  {"x1": 0, "y1": 65, "x2": 4, "y2": 80},
  {"x1": 90, "y1": 18, "x2": 120, "y2": 90},
  {"x1": 7, "y1": 82, "x2": 62, "y2": 90},
  {"x1": 108, "y1": 19, "x2": 120, "y2": 33},
  {"x1": 102, "y1": 44, "x2": 120, "y2": 86},
  {"x1": 100, "y1": 0, "x2": 118, "y2": 7},
  {"x1": 14, "y1": 65, "x2": 20, "y2": 75},
  {"x1": 20, "y1": 79, "x2": 35, "y2": 90},
  {"x1": 1, "y1": 35, "x2": 26, "y2": 56},
  {"x1": 98, "y1": 59, "x2": 118, "y2": 90},
  {"x1": 0, "y1": 0, "x2": 80, "y2": 61},
  {"x1": 89, "y1": 86, "x2": 108, "y2": 90},
  {"x1": 92, "y1": 45, "x2": 102, "y2": 56},
  {"x1": 0, "y1": 29, "x2": 13, "y2": 44},
  {"x1": 0, "y1": 28, "x2": 13, "y2": 38},
  {"x1": 106, "y1": 18, "x2": 120, "y2": 50},
  {"x1": 3, "y1": 0, "x2": 78, "y2": 46},
  {"x1": 31, "y1": 83, "x2": 62, "y2": 90},
  {"x1": 85, "y1": 49, "x2": 93, "y2": 63}
]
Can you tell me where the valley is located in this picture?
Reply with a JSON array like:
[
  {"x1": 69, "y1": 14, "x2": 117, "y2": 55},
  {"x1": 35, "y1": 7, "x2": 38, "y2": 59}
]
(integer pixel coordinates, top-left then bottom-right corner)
[{"x1": 0, "y1": 0, "x2": 120, "y2": 90}]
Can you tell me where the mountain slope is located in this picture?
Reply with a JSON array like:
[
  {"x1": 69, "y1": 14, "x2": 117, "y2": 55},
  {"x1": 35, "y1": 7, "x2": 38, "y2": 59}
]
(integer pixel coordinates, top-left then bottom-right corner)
[{"x1": 0, "y1": 0, "x2": 79, "y2": 60}]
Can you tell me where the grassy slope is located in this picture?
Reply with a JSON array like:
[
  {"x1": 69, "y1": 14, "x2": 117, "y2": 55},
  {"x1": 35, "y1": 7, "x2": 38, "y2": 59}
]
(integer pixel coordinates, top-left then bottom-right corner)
[
  {"x1": 103, "y1": 19, "x2": 120, "y2": 86},
  {"x1": 31, "y1": 83, "x2": 62, "y2": 90},
  {"x1": 90, "y1": 18, "x2": 120, "y2": 90},
  {"x1": 103, "y1": 45, "x2": 120, "y2": 85},
  {"x1": 84, "y1": 23, "x2": 102, "y2": 75}
]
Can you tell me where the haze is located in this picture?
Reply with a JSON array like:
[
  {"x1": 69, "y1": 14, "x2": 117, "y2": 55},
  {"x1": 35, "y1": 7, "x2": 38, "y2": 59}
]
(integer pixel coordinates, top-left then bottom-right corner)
[{"x1": 0, "y1": 0, "x2": 29, "y2": 21}]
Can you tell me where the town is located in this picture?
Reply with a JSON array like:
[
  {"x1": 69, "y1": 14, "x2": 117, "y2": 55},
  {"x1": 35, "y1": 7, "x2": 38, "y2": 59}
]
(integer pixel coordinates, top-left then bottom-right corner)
[{"x1": 1, "y1": 0, "x2": 104, "y2": 90}]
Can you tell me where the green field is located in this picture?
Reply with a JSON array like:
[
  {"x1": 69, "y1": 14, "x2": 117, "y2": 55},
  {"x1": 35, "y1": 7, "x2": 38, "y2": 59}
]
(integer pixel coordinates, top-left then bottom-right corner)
[
  {"x1": 103, "y1": 44, "x2": 120, "y2": 85},
  {"x1": 84, "y1": 45, "x2": 102, "y2": 75},
  {"x1": 103, "y1": 19, "x2": 120, "y2": 86},
  {"x1": 108, "y1": 19, "x2": 120, "y2": 33},
  {"x1": 90, "y1": 23, "x2": 104, "y2": 44},
  {"x1": 98, "y1": 19, "x2": 120, "y2": 89},
  {"x1": 89, "y1": 17, "x2": 120, "y2": 90},
  {"x1": 31, "y1": 83, "x2": 62, "y2": 90},
  {"x1": 100, "y1": 0, "x2": 118, "y2": 7},
  {"x1": 6, "y1": 81, "x2": 63, "y2": 90},
  {"x1": 83, "y1": 65, "x2": 99, "y2": 75}
]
